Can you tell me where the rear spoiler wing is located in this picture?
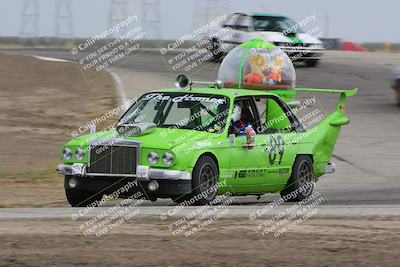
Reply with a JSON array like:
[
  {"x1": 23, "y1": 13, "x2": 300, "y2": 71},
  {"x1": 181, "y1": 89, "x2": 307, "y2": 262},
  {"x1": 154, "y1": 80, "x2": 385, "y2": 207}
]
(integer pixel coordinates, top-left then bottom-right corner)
[
  {"x1": 295, "y1": 88, "x2": 358, "y2": 97},
  {"x1": 271, "y1": 88, "x2": 358, "y2": 104},
  {"x1": 293, "y1": 88, "x2": 358, "y2": 127},
  {"x1": 294, "y1": 88, "x2": 358, "y2": 111}
]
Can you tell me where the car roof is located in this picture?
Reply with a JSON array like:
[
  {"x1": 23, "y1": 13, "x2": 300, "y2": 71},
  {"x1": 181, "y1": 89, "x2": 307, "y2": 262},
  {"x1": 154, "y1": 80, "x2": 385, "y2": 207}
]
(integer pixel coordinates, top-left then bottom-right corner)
[
  {"x1": 152, "y1": 88, "x2": 284, "y2": 98},
  {"x1": 232, "y1": 12, "x2": 285, "y2": 18}
]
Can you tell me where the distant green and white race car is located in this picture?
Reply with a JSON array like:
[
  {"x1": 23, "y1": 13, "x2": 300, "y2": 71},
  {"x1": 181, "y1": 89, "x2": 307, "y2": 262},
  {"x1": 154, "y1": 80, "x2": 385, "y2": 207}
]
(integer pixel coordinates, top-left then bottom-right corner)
[
  {"x1": 57, "y1": 40, "x2": 355, "y2": 207},
  {"x1": 206, "y1": 12, "x2": 324, "y2": 66}
]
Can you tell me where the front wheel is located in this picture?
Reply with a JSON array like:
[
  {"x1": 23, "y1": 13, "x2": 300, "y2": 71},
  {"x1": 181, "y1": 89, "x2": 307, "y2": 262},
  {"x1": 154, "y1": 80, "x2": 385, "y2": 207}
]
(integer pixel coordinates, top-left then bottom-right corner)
[
  {"x1": 280, "y1": 155, "x2": 314, "y2": 202},
  {"x1": 191, "y1": 155, "x2": 219, "y2": 205}
]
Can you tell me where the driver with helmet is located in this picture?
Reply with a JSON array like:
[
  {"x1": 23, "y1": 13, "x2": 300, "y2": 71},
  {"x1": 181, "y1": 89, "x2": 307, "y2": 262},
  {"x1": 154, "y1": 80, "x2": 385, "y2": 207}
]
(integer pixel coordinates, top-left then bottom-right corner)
[{"x1": 231, "y1": 103, "x2": 254, "y2": 135}]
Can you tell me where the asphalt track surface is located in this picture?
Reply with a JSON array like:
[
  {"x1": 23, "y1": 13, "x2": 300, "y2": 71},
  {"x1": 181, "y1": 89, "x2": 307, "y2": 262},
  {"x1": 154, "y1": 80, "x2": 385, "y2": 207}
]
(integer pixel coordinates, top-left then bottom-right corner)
[{"x1": 2, "y1": 48, "x2": 400, "y2": 214}]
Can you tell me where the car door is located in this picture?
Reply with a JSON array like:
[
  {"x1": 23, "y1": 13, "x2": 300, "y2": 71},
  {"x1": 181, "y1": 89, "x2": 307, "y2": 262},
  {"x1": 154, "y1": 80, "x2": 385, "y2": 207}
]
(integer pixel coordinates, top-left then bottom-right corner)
[
  {"x1": 227, "y1": 97, "x2": 271, "y2": 193},
  {"x1": 253, "y1": 96, "x2": 301, "y2": 189}
]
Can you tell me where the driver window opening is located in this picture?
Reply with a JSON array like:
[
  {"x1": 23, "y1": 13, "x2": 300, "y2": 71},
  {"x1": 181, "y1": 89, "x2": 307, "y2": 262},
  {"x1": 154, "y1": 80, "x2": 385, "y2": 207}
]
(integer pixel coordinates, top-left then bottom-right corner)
[
  {"x1": 230, "y1": 98, "x2": 258, "y2": 136},
  {"x1": 254, "y1": 97, "x2": 293, "y2": 134}
]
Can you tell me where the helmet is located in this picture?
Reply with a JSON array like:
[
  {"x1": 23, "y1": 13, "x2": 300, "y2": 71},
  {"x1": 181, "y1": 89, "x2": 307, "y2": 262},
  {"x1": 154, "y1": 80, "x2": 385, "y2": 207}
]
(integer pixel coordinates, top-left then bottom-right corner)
[{"x1": 232, "y1": 104, "x2": 242, "y2": 122}]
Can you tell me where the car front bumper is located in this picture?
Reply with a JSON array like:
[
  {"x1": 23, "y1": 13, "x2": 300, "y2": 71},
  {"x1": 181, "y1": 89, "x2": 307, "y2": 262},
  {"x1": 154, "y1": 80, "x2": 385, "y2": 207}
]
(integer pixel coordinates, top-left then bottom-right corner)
[
  {"x1": 57, "y1": 163, "x2": 191, "y2": 181},
  {"x1": 280, "y1": 47, "x2": 324, "y2": 60},
  {"x1": 58, "y1": 163, "x2": 192, "y2": 198}
]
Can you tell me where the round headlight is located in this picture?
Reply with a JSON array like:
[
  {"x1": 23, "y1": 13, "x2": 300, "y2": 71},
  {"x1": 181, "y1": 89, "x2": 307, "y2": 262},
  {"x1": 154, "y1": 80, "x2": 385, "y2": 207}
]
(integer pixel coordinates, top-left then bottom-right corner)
[
  {"x1": 75, "y1": 148, "x2": 86, "y2": 161},
  {"x1": 62, "y1": 147, "x2": 72, "y2": 160},
  {"x1": 147, "y1": 151, "x2": 159, "y2": 164},
  {"x1": 163, "y1": 152, "x2": 175, "y2": 166}
]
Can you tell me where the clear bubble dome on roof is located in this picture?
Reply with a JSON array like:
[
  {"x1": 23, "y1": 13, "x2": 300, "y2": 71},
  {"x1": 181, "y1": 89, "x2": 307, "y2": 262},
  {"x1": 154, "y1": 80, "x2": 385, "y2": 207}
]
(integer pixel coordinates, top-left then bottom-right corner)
[{"x1": 217, "y1": 39, "x2": 296, "y2": 89}]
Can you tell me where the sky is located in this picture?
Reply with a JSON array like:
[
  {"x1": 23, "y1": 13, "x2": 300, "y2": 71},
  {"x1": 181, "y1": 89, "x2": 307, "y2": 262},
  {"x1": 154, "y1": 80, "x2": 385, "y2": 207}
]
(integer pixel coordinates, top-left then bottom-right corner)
[{"x1": 0, "y1": 0, "x2": 398, "y2": 43}]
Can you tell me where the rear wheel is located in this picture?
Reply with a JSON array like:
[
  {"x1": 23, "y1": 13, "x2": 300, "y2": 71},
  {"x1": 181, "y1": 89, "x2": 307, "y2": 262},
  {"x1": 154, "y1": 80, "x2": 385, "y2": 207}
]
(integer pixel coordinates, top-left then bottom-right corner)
[
  {"x1": 65, "y1": 188, "x2": 103, "y2": 207},
  {"x1": 280, "y1": 155, "x2": 314, "y2": 202}
]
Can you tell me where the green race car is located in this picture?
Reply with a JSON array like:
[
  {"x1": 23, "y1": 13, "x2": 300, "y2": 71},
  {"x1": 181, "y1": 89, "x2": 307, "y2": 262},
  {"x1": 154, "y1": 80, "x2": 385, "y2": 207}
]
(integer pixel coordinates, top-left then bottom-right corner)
[{"x1": 57, "y1": 40, "x2": 357, "y2": 206}]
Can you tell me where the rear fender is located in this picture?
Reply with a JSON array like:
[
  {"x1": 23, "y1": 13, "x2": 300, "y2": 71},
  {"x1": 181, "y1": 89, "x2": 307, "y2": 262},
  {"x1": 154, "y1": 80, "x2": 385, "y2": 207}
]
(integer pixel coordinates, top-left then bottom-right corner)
[{"x1": 295, "y1": 88, "x2": 358, "y2": 177}]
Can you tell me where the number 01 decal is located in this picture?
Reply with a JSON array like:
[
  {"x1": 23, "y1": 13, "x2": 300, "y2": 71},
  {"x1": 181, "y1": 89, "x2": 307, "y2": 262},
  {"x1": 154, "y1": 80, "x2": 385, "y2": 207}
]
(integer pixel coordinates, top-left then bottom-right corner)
[{"x1": 268, "y1": 135, "x2": 285, "y2": 165}]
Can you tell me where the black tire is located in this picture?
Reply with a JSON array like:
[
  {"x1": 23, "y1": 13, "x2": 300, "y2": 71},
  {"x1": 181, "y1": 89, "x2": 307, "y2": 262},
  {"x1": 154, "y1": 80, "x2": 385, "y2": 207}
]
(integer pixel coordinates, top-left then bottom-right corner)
[
  {"x1": 280, "y1": 155, "x2": 314, "y2": 202},
  {"x1": 305, "y1": 59, "x2": 320, "y2": 67},
  {"x1": 191, "y1": 155, "x2": 219, "y2": 205},
  {"x1": 210, "y1": 38, "x2": 224, "y2": 62},
  {"x1": 65, "y1": 188, "x2": 103, "y2": 207}
]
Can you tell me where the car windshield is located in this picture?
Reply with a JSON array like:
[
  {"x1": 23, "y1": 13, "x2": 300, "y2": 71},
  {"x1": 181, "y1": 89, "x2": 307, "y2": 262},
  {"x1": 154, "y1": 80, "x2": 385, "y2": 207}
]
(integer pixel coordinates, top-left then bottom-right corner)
[
  {"x1": 119, "y1": 92, "x2": 230, "y2": 133},
  {"x1": 253, "y1": 16, "x2": 303, "y2": 33}
]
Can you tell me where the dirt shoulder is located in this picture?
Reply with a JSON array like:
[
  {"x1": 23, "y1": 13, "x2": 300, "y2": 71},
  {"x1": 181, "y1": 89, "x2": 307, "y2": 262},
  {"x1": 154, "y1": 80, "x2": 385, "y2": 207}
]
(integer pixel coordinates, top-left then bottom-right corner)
[
  {"x1": 0, "y1": 53, "x2": 117, "y2": 207},
  {"x1": 0, "y1": 218, "x2": 399, "y2": 267}
]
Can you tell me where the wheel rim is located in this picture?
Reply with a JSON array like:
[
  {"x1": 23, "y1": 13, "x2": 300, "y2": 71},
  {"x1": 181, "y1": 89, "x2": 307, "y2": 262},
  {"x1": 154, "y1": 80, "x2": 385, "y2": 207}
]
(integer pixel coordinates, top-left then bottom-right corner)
[
  {"x1": 199, "y1": 163, "x2": 217, "y2": 199},
  {"x1": 298, "y1": 161, "x2": 314, "y2": 196}
]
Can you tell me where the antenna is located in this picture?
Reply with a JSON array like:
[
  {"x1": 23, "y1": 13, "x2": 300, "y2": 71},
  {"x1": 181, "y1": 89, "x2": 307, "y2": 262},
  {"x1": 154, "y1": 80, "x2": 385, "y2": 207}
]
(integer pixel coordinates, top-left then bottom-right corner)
[
  {"x1": 55, "y1": 0, "x2": 73, "y2": 38},
  {"x1": 142, "y1": 0, "x2": 161, "y2": 39},
  {"x1": 108, "y1": 0, "x2": 128, "y2": 38},
  {"x1": 20, "y1": 0, "x2": 40, "y2": 45}
]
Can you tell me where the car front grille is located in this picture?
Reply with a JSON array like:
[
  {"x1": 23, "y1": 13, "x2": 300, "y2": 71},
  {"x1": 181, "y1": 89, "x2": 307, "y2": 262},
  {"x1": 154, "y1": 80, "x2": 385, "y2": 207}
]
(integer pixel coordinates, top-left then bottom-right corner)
[{"x1": 88, "y1": 140, "x2": 139, "y2": 175}]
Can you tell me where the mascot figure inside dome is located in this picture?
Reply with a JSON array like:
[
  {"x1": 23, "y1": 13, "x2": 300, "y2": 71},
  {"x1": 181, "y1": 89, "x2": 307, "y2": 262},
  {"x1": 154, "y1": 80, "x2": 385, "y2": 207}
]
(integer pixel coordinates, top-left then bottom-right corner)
[{"x1": 244, "y1": 53, "x2": 285, "y2": 85}]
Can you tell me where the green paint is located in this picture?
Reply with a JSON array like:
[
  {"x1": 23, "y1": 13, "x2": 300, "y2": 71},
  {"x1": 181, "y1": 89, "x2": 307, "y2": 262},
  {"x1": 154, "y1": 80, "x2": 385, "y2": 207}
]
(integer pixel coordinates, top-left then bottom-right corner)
[
  {"x1": 239, "y1": 39, "x2": 276, "y2": 49},
  {"x1": 238, "y1": 47, "x2": 250, "y2": 88},
  {"x1": 287, "y1": 36, "x2": 304, "y2": 44},
  {"x1": 60, "y1": 86, "x2": 357, "y2": 195}
]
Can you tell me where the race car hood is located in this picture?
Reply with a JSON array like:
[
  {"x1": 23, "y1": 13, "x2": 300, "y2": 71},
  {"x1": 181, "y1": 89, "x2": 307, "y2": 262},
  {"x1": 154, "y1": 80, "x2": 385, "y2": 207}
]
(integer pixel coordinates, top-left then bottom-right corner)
[
  {"x1": 255, "y1": 31, "x2": 322, "y2": 44},
  {"x1": 66, "y1": 128, "x2": 221, "y2": 150}
]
